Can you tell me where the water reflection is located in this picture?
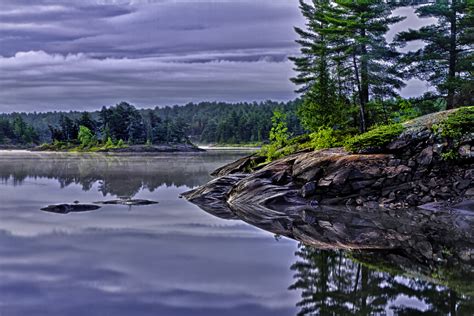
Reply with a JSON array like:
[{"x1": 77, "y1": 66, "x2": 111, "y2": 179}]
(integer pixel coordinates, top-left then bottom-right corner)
[
  {"x1": 184, "y1": 175, "x2": 474, "y2": 314},
  {"x1": 1, "y1": 150, "x2": 473, "y2": 315},
  {"x1": 0, "y1": 151, "x2": 245, "y2": 198},
  {"x1": 0, "y1": 150, "x2": 302, "y2": 316},
  {"x1": 290, "y1": 245, "x2": 474, "y2": 315}
]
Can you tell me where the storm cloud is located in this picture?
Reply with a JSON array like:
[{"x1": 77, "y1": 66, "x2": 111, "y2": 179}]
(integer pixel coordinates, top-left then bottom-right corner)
[{"x1": 0, "y1": 1, "x2": 433, "y2": 112}]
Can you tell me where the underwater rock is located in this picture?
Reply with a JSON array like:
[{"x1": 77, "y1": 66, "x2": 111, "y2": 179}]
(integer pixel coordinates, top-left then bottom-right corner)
[
  {"x1": 41, "y1": 204, "x2": 101, "y2": 214},
  {"x1": 94, "y1": 199, "x2": 158, "y2": 206}
]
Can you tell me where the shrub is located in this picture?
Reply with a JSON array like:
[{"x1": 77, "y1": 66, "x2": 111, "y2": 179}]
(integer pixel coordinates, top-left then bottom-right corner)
[
  {"x1": 433, "y1": 106, "x2": 474, "y2": 139},
  {"x1": 432, "y1": 106, "x2": 473, "y2": 160},
  {"x1": 309, "y1": 127, "x2": 339, "y2": 150}
]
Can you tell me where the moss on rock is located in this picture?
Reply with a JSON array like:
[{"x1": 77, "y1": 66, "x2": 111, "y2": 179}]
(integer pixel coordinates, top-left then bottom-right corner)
[
  {"x1": 344, "y1": 123, "x2": 404, "y2": 153},
  {"x1": 433, "y1": 106, "x2": 474, "y2": 139}
]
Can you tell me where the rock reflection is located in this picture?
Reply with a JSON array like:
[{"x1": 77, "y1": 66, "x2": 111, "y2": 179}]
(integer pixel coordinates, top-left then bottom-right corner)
[
  {"x1": 184, "y1": 179, "x2": 474, "y2": 314},
  {"x1": 290, "y1": 245, "x2": 474, "y2": 315}
]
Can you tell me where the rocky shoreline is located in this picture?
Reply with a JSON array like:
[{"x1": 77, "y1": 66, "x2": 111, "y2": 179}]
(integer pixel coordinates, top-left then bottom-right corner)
[{"x1": 183, "y1": 109, "x2": 474, "y2": 264}]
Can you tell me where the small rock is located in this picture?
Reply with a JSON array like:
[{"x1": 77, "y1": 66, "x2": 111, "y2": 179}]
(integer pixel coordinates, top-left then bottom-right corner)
[
  {"x1": 364, "y1": 201, "x2": 379, "y2": 209},
  {"x1": 318, "y1": 179, "x2": 332, "y2": 187},
  {"x1": 388, "y1": 159, "x2": 401, "y2": 166},
  {"x1": 301, "y1": 181, "x2": 317, "y2": 198},
  {"x1": 465, "y1": 188, "x2": 474, "y2": 197},
  {"x1": 458, "y1": 145, "x2": 473, "y2": 159},
  {"x1": 433, "y1": 143, "x2": 445, "y2": 154},
  {"x1": 454, "y1": 180, "x2": 470, "y2": 190},
  {"x1": 351, "y1": 179, "x2": 376, "y2": 191},
  {"x1": 417, "y1": 146, "x2": 433, "y2": 166},
  {"x1": 420, "y1": 183, "x2": 430, "y2": 193},
  {"x1": 420, "y1": 195, "x2": 433, "y2": 204},
  {"x1": 416, "y1": 241, "x2": 433, "y2": 260},
  {"x1": 406, "y1": 194, "x2": 418, "y2": 206}
]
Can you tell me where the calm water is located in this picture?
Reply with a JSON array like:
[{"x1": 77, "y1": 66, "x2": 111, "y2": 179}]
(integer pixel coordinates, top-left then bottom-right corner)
[{"x1": 0, "y1": 150, "x2": 472, "y2": 315}]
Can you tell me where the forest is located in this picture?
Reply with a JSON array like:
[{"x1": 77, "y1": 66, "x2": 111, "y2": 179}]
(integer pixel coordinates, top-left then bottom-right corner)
[{"x1": 0, "y1": 100, "x2": 304, "y2": 147}]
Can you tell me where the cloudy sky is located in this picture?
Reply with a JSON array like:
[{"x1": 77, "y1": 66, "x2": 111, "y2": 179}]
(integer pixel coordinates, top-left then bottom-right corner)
[{"x1": 0, "y1": 0, "x2": 433, "y2": 112}]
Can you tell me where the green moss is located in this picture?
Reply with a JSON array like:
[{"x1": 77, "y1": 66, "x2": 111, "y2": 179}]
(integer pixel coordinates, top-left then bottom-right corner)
[
  {"x1": 440, "y1": 150, "x2": 459, "y2": 161},
  {"x1": 433, "y1": 106, "x2": 474, "y2": 139},
  {"x1": 431, "y1": 106, "x2": 474, "y2": 160},
  {"x1": 344, "y1": 123, "x2": 404, "y2": 153},
  {"x1": 259, "y1": 134, "x2": 313, "y2": 163}
]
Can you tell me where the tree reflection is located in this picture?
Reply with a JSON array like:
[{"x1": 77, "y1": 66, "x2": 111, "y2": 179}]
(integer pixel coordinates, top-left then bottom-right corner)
[
  {"x1": 289, "y1": 244, "x2": 474, "y2": 315},
  {"x1": 0, "y1": 152, "x2": 243, "y2": 198}
]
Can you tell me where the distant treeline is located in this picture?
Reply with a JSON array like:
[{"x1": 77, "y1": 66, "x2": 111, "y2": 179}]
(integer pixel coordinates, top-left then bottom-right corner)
[
  {"x1": 0, "y1": 100, "x2": 304, "y2": 145},
  {"x1": 0, "y1": 116, "x2": 39, "y2": 146}
]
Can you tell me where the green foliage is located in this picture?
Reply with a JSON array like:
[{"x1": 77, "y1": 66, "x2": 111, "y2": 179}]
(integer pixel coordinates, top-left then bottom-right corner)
[
  {"x1": 104, "y1": 137, "x2": 115, "y2": 149},
  {"x1": 431, "y1": 106, "x2": 474, "y2": 160},
  {"x1": 0, "y1": 100, "x2": 305, "y2": 146},
  {"x1": 292, "y1": 0, "x2": 405, "y2": 133},
  {"x1": 309, "y1": 128, "x2": 340, "y2": 150},
  {"x1": 269, "y1": 110, "x2": 290, "y2": 148},
  {"x1": 395, "y1": 1, "x2": 472, "y2": 109},
  {"x1": 78, "y1": 125, "x2": 94, "y2": 147},
  {"x1": 391, "y1": 99, "x2": 420, "y2": 122},
  {"x1": 433, "y1": 106, "x2": 474, "y2": 139},
  {"x1": 440, "y1": 150, "x2": 459, "y2": 161},
  {"x1": 345, "y1": 123, "x2": 404, "y2": 153},
  {"x1": 0, "y1": 116, "x2": 39, "y2": 145},
  {"x1": 260, "y1": 110, "x2": 292, "y2": 162}
]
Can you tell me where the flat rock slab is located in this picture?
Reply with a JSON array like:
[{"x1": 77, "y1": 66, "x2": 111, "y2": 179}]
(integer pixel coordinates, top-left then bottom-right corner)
[
  {"x1": 419, "y1": 200, "x2": 474, "y2": 215},
  {"x1": 41, "y1": 204, "x2": 101, "y2": 214},
  {"x1": 94, "y1": 199, "x2": 158, "y2": 206}
]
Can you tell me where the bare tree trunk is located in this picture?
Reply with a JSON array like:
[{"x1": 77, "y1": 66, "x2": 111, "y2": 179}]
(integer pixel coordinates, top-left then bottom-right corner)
[
  {"x1": 352, "y1": 53, "x2": 367, "y2": 132},
  {"x1": 447, "y1": 0, "x2": 457, "y2": 110}
]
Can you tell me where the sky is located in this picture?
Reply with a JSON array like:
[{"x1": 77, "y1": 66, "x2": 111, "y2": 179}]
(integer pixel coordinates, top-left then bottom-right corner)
[{"x1": 0, "y1": 0, "x2": 435, "y2": 112}]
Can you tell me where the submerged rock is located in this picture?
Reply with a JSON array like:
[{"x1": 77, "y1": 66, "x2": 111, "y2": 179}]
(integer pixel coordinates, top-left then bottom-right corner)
[
  {"x1": 41, "y1": 204, "x2": 101, "y2": 214},
  {"x1": 94, "y1": 199, "x2": 158, "y2": 206}
]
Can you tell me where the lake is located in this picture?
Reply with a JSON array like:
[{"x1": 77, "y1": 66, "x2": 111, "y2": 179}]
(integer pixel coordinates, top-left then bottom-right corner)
[{"x1": 0, "y1": 150, "x2": 472, "y2": 315}]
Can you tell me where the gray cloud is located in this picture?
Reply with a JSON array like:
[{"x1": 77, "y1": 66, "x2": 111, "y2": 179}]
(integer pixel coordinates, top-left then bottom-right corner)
[
  {"x1": 0, "y1": 0, "x2": 301, "y2": 111},
  {"x1": 0, "y1": 1, "x2": 434, "y2": 112}
]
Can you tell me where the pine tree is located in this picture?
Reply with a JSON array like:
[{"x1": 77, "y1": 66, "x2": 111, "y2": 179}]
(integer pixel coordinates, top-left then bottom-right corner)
[
  {"x1": 290, "y1": 0, "x2": 345, "y2": 131},
  {"x1": 334, "y1": 1, "x2": 405, "y2": 131},
  {"x1": 395, "y1": 0, "x2": 473, "y2": 109},
  {"x1": 291, "y1": 1, "x2": 404, "y2": 132}
]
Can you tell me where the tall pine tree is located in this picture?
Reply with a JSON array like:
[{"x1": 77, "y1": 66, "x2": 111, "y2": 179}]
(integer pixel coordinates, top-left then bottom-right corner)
[
  {"x1": 290, "y1": 0, "x2": 346, "y2": 131},
  {"x1": 333, "y1": 1, "x2": 405, "y2": 131},
  {"x1": 396, "y1": 0, "x2": 473, "y2": 109},
  {"x1": 291, "y1": 1, "x2": 405, "y2": 132}
]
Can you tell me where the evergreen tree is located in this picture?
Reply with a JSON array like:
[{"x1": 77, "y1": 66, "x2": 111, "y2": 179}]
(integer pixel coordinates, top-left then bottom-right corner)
[
  {"x1": 59, "y1": 115, "x2": 78, "y2": 142},
  {"x1": 333, "y1": 1, "x2": 405, "y2": 130},
  {"x1": 290, "y1": 0, "x2": 346, "y2": 131},
  {"x1": 396, "y1": 0, "x2": 473, "y2": 109},
  {"x1": 292, "y1": 1, "x2": 405, "y2": 132},
  {"x1": 77, "y1": 112, "x2": 97, "y2": 133}
]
